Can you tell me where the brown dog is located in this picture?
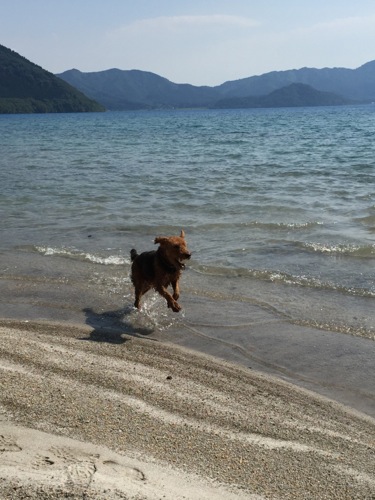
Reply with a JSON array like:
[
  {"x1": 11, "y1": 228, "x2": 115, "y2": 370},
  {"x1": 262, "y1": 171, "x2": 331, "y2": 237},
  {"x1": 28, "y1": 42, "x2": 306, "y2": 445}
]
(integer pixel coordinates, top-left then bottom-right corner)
[{"x1": 130, "y1": 230, "x2": 191, "y2": 312}]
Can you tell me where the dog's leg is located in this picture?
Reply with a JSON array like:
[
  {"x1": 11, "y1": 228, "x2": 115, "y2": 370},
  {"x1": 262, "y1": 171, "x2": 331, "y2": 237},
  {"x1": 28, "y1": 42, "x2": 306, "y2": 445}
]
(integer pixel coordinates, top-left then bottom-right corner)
[
  {"x1": 156, "y1": 286, "x2": 181, "y2": 312},
  {"x1": 171, "y1": 280, "x2": 180, "y2": 301},
  {"x1": 134, "y1": 287, "x2": 143, "y2": 309},
  {"x1": 133, "y1": 285, "x2": 148, "y2": 310},
  {"x1": 134, "y1": 283, "x2": 153, "y2": 310}
]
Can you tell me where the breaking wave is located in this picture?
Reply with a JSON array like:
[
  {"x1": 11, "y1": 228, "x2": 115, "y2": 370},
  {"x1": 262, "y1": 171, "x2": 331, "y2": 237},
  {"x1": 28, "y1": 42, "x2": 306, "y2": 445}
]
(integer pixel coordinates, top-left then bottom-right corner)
[
  {"x1": 193, "y1": 264, "x2": 375, "y2": 298},
  {"x1": 301, "y1": 242, "x2": 375, "y2": 258},
  {"x1": 34, "y1": 246, "x2": 130, "y2": 266}
]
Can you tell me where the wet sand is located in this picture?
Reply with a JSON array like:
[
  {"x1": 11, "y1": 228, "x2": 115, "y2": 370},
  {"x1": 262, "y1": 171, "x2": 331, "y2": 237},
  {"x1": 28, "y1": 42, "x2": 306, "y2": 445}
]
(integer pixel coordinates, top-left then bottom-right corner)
[{"x1": 0, "y1": 320, "x2": 374, "y2": 499}]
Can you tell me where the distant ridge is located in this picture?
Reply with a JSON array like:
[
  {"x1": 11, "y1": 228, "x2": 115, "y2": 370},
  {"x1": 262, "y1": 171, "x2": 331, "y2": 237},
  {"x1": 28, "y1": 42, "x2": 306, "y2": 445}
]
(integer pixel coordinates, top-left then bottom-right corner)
[
  {"x1": 212, "y1": 83, "x2": 353, "y2": 109},
  {"x1": 0, "y1": 44, "x2": 104, "y2": 113},
  {"x1": 58, "y1": 60, "x2": 375, "y2": 110},
  {"x1": 58, "y1": 68, "x2": 221, "y2": 110},
  {"x1": 217, "y1": 61, "x2": 375, "y2": 101}
]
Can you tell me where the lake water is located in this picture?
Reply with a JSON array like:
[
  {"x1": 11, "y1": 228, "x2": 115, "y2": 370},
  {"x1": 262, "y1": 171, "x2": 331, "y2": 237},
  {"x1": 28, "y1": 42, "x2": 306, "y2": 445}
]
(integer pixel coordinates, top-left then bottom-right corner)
[{"x1": 1, "y1": 106, "x2": 375, "y2": 414}]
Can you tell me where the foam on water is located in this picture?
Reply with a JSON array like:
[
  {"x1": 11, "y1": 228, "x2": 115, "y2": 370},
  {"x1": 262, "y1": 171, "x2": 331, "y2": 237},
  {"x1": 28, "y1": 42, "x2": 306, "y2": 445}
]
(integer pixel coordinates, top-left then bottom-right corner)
[
  {"x1": 35, "y1": 246, "x2": 130, "y2": 266},
  {"x1": 302, "y1": 241, "x2": 375, "y2": 257}
]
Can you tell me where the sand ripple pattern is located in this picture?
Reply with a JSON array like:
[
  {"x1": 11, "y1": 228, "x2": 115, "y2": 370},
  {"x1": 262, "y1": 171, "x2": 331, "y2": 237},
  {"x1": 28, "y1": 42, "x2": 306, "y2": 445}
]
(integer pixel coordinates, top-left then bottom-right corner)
[{"x1": 0, "y1": 321, "x2": 374, "y2": 499}]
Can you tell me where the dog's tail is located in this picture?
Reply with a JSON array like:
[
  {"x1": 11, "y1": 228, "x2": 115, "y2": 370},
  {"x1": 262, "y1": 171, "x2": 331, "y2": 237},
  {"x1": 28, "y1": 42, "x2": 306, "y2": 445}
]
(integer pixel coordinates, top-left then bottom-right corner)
[{"x1": 130, "y1": 249, "x2": 138, "y2": 262}]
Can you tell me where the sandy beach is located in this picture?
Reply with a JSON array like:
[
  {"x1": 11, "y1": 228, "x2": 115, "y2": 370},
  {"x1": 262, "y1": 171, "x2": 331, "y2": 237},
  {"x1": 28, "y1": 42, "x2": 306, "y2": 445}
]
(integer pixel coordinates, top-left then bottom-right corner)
[{"x1": 0, "y1": 320, "x2": 374, "y2": 499}]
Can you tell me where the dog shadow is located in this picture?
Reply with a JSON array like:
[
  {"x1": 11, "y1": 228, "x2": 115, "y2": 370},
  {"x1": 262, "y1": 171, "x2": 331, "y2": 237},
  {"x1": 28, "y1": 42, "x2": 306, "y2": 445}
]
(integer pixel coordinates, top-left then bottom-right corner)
[{"x1": 81, "y1": 306, "x2": 156, "y2": 344}]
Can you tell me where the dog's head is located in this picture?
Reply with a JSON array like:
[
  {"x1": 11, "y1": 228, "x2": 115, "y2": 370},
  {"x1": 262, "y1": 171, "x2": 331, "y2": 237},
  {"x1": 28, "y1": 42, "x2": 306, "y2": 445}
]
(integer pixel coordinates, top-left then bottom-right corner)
[{"x1": 154, "y1": 230, "x2": 191, "y2": 270}]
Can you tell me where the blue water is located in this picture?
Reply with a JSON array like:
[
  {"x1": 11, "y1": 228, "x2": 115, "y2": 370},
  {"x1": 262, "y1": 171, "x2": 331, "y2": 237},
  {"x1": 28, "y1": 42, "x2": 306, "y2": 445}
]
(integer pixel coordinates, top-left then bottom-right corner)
[{"x1": 0, "y1": 106, "x2": 374, "y2": 340}]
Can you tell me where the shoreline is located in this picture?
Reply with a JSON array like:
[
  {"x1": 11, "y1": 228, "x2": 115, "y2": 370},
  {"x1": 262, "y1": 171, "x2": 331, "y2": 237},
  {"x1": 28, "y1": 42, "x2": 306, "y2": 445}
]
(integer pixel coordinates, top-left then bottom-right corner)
[
  {"x1": 1, "y1": 246, "x2": 374, "y2": 419},
  {"x1": 0, "y1": 318, "x2": 374, "y2": 499}
]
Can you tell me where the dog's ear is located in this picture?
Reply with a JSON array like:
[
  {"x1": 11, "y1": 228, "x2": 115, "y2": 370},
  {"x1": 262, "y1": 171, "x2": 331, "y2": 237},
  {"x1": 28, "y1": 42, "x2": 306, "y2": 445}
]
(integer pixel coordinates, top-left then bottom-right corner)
[
  {"x1": 154, "y1": 236, "x2": 168, "y2": 245},
  {"x1": 180, "y1": 230, "x2": 185, "y2": 238}
]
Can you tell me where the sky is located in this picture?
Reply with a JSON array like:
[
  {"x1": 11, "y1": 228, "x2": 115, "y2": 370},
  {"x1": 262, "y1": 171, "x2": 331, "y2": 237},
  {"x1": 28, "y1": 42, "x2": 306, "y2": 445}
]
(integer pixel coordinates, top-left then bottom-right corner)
[{"x1": 1, "y1": 0, "x2": 375, "y2": 86}]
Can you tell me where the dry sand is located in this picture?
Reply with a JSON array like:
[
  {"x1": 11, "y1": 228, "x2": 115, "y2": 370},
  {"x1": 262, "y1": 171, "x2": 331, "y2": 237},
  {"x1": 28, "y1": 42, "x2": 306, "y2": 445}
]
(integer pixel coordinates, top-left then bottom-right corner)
[{"x1": 0, "y1": 319, "x2": 374, "y2": 499}]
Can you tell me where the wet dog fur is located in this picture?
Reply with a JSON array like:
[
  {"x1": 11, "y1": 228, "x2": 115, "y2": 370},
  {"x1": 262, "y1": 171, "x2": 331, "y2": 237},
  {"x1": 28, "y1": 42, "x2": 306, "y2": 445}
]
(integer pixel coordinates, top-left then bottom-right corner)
[{"x1": 130, "y1": 230, "x2": 191, "y2": 312}]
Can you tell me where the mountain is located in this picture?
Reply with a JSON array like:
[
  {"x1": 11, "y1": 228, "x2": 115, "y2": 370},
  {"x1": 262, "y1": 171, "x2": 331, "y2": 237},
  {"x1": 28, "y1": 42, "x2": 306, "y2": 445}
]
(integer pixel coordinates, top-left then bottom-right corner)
[
  {"x1": 0, "y1": 44, "x2": 104, "y2": 113},
  {"x1": 217, "y1": 61, "x2": 375, "y2": 102},
  {"x1": 212, "y1": 83, "x2": 352, "y2": 109},
  {"x1": 58, "y1": 68, "x2": 221, "y2": 110},
  {"x1": 57, "y1": 61, "x2": 375, "y2": 111}
]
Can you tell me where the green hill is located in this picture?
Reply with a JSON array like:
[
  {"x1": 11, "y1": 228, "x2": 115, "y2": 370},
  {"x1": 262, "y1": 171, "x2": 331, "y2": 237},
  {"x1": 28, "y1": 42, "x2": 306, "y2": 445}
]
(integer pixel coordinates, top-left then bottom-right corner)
[
  {"x1": 212, "y1": 83, "x2": 353, "y2": 109},
  {"x1": 58, "y1": 68, "x2": 220, "y2": 110},
  {"x1": 0, "y1": 44, "x2": 104, "y2": 113}
]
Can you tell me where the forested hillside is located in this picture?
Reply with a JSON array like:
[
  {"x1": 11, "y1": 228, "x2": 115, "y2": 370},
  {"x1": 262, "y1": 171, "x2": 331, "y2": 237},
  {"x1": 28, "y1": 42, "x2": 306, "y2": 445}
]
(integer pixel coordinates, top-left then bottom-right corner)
[{"x1": 0, "y1": 45, "x2": 104, "y2": 113}]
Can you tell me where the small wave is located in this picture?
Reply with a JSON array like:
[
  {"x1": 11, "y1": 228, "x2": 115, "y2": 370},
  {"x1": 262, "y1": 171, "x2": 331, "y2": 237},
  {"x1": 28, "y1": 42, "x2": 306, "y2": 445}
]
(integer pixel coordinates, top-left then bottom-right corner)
[
  {"x1": 193, "y1": 264, "x2": 375, "y2": 298},
  {"x1": 295, "y1": 319, "x2": 375, "y2": 341},
  {"x1": 302, "y1": 242, "x2": 375, "y2": 258},
  {"x1": 354, "y1": 214, "x2": 375, "y2": 227},
  {"x1": 250, "y1": 221, "x2": 323, "y2": 231},
  {"x1": 34, "y1": 246, "x2": 130, "y2": 266},
  {"x1": 196, "y1": 221, "x2": 323, "y2": 232},
  {"x1": 266, "y1": 271, "x2": 375, "y2": 297},
  {"x1": 87, "y1": 254, "x2": 129, "y2": 265}
]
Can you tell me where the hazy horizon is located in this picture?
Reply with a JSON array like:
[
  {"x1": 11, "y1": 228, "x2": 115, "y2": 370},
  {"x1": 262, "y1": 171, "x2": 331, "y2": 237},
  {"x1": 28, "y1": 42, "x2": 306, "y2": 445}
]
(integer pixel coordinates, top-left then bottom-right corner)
[{"x1": 1, "y1": 0, "x2": 375, "y2": 86}]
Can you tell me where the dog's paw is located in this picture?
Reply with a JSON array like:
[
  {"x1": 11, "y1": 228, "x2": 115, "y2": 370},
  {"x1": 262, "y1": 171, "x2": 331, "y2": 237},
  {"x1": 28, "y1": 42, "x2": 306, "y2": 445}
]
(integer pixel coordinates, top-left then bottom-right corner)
[
  {"x1": 172, "y1": 302, "x2": 181, "y2": 312},
  {"x1": 168, "y1": 300, "x2": 181, "y2": 312}
]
